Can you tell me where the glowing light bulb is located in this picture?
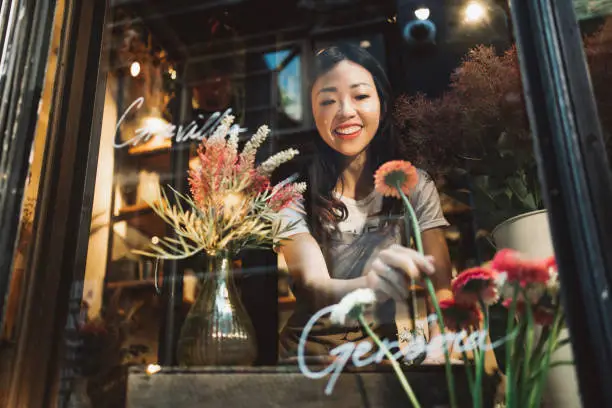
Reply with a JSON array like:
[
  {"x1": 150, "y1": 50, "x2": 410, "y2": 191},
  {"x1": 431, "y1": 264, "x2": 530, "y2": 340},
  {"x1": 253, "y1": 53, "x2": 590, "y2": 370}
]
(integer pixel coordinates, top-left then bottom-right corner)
[
  {"x1": 151, "y1": 236, "x2": 160, "y2": 245},
  {"x1": 414, "y1": 8, "x2": 430, "y2": 21},
  {"x1": 465, "y1": 2, "x2": 486, "y2": 23},
  {"x1": 146, "y1": 364, "x2": 161, "y2": 375},
  {"x1": 359, "y1": 40, "x2": 371, "y2": 48},
  {"x1": 130, "y1": 61, "x2": 141, "y2": 77}
]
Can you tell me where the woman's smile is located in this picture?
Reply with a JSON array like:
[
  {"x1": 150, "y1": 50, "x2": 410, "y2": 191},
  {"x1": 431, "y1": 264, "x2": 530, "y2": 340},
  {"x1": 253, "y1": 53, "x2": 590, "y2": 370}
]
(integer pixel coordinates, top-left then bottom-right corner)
[{"x1": 334, "y1": 123, "x2": 363, "y2": 140}]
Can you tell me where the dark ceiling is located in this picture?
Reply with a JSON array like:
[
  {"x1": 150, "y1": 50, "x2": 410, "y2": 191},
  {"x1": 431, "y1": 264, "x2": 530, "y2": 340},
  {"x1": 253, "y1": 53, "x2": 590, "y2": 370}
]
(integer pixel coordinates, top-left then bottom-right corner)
[{"x1": 111, "y1": 0, "x2": 396, "y2": 61}]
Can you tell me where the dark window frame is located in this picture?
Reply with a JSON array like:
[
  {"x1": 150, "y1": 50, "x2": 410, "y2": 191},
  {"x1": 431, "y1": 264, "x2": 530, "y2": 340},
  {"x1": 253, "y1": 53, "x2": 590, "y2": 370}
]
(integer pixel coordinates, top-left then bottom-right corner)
[{"x1": 3, "y1": 0, "x2": 612, "y2": 406}]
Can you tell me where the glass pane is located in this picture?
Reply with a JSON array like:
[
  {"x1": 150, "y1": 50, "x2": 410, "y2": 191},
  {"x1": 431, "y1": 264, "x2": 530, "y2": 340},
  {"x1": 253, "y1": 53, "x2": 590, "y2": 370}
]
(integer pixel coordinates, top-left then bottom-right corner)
[
  {"x1": 53, "y1": 1, "x2": 577, "y2": 407},
  {"x1": 575, "y1": 3, "x2": 612, "y2": 172}
]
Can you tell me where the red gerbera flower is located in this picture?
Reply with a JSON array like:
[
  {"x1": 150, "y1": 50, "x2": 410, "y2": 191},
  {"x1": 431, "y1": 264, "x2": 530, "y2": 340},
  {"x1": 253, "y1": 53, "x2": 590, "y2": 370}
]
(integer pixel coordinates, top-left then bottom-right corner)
[
  {"x1": 452, "y1": 267, "x2": 499, "y2": 306},
  {"x1": 491, "y1": 249, "x2": 551, "y2": 285},
  {"x1": 374, "y1": 160, "x2": 419, "y2": 198},
  {"x1": 439, "y1": 298, "x2": 483, "y2": 332}
]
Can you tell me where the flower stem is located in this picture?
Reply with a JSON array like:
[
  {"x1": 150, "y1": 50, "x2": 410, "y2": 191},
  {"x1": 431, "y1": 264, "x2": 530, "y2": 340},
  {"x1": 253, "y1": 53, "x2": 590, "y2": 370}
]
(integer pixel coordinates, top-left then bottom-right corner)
[
  {"x1": 461, "y1": 350, "x2": 475, "y2": 395},
  {"x1": 529, "y1": 308, "x2": 564, "y2": 407},
  {"x1": 396, "y1": 182, "x2": 421, "y2": 347},
  {"x1": 474, "y1": 299, "x2": 489, "y2": 408},
  {"x1": 521, "y1": 294, "x2": 535, "y2": 406},
  {"x1": 397, "y1": 186, "x2": 457, "y2": 408},
  {"x1": 358, "y1": 315, "x2": 421, "y2": 408},
  {"x1": 397, "y1": 183, "x2": 423, "y2": 254},
  {"x1": 505, "y1": 283, "x2": 520, "y2": 408}
]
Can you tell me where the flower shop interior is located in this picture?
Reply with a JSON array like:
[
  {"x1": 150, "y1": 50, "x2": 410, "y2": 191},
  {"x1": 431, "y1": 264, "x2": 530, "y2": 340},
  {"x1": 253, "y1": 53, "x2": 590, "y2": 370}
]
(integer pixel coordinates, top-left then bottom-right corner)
[{"x1": 3, "y1": 0, "x2": 612, "y2": 407}]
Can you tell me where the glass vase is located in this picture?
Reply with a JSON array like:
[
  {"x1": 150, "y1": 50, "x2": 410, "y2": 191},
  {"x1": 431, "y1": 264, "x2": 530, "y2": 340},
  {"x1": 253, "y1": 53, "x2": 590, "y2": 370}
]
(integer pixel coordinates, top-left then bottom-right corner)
[{"x1": 176, "y1": 252, "x2": 257, "y2": 366}]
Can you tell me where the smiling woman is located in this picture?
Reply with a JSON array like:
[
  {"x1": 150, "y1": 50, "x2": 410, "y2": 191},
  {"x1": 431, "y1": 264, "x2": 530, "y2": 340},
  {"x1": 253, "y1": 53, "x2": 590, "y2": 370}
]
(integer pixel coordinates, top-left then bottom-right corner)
[{"x1": 276, "y1": 44, "x2": 454, "y2": 359}]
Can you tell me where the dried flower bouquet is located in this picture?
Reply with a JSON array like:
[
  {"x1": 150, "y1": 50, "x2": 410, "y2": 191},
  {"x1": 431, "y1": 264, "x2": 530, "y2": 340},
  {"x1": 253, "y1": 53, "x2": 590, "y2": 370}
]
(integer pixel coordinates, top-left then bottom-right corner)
[{"x1": 134, "y1": 115, "x2": 305, "y2": 259}]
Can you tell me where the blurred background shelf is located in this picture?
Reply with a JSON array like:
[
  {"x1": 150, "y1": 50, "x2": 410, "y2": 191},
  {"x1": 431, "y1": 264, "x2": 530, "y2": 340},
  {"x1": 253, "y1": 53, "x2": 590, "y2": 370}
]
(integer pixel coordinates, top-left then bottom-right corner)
[{"x1": 105, "y1": 279, "x2": 157, "y2": 290}]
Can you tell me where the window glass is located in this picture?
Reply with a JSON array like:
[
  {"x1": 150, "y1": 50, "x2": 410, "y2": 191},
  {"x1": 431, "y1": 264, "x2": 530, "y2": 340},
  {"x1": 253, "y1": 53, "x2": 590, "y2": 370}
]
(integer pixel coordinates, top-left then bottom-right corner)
[
  {"x1": 576, "y1": 2, "x2": 612, "y2": 172},
  {"x1": 53, "y1": 1, "x2": 585, "y2": 407}
]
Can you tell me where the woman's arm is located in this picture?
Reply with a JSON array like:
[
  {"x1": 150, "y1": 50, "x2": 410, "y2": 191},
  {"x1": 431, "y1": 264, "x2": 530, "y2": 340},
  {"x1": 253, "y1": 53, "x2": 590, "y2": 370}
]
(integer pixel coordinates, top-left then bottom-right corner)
[
  {"x1": 280, "y1": 232, "x2": 368, "y2": 311},
  {"x1": 280, "y1": 232, "x2": 436, "y2": 312},
  {"x1": 422, "y1": 227, "x2": 453, "y2": 301}
]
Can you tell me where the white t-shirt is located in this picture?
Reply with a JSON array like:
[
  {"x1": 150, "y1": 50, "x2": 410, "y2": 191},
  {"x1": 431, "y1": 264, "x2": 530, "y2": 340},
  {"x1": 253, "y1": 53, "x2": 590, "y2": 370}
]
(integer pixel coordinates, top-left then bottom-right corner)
[
  {"x1": 276, "y1": 169, "x2": 449, "y2": 357},
  {"x1": 277, "y1": 168, "x2": 449, "y2": 240}
]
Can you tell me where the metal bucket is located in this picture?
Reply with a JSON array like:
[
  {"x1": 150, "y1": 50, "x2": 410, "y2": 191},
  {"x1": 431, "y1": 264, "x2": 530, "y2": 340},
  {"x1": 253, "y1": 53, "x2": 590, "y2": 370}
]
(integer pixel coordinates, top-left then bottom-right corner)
[{"x1": 493, "y1": 210, "x2": 580, "y2": 408}]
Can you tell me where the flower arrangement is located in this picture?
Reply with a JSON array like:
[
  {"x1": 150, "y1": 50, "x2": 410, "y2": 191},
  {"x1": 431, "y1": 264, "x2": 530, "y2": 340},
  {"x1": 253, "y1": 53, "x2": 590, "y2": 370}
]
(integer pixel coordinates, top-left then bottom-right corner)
[
  {"x1": 328, "y1": 160, "x2": 569, "y2": 408},
  {"x1": 133, "y1": 115, "x2": 305, "y2": 259},
  {"x1": 394, "y1": 17, "x2": 612, "y2": 236}
]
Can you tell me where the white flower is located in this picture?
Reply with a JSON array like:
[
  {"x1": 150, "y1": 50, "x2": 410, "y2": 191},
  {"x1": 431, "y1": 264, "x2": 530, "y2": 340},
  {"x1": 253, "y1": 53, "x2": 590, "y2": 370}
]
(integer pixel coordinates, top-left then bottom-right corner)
[
  {"x1": 294, "y1": 182, "x2": 307, "y2": 194},
  {"x1": 208, "y1": 114, "x2": 234, "y2": 144},
  {"x1": 330, "y1": 288, "x2": 377, "y2": 326},
  {"x1": 494, "y1": 271, "x2": 507, "y2": 288},
  {"x1": 547, "y1": 266, "x2": 560, "y2": 295},
  {"x1": 495, "y1": 271, "x2": 515, "y2": 300},
  {"x1": 227, "y1": 125, "x2": 240, "y2": 156},
  {"x1": 257, "y1": 148, "x2": 299, "y2": 175},
  {"x1": 240, "y1": 125, "x2": 270, "y2": 166}
]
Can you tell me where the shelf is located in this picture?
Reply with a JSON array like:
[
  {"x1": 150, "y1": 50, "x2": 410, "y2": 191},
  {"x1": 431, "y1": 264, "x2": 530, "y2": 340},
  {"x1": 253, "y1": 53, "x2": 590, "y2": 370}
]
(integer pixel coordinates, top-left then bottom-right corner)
[
  {"x1": 105, "y1": 279, "x2": 157, "y2": 290},
  {"x1": 128, "y1": 140, "x2": 172, "y2": 156},
  {"x1": 278, "y1": 295, "x2": 295, "y2": 304},
  {"x1": 113, "y1": 202, "x2": 155, "y2": 221},
  {"x1": 279, "y1": 295, "x2": 296, "y2": 311},
  {"x1": 440, "y1": 193, "x2": 471, "y2": 215}
]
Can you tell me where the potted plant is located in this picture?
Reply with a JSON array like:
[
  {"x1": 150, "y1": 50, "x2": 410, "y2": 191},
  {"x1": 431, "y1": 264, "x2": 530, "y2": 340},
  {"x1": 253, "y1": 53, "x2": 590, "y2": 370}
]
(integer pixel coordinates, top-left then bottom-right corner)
[
  {"x1": 392, "y1": 17, "x2": 612, "y2": 407},
  {"x1": 394, "y1": 17, "x2": 612, "y2": 257}
]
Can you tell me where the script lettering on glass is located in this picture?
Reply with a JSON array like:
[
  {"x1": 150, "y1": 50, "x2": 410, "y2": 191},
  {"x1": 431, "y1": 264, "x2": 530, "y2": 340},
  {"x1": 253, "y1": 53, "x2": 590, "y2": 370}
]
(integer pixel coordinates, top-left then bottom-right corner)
[
  {"x1": 114, "y1": 97, "x2": 247, "y2": 149},
  {"x1": 297, "y1": 306, "x2": 516, "y2": 395}
]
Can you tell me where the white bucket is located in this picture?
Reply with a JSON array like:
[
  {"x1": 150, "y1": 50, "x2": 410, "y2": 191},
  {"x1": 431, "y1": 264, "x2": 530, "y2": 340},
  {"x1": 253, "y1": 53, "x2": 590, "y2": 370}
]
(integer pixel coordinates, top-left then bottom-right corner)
[{"x1": 492, "y1": 210, "x2": 580, "y2": 408}]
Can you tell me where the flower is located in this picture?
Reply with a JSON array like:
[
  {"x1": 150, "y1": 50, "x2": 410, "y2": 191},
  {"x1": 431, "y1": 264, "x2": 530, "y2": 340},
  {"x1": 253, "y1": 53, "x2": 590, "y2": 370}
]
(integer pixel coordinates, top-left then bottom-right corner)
[
  {"x1": 491, "y1": 249, "x2": 551, "y2": 285},
  {"x1": 133, "y1": 117, "x2": 305, "y2": 260},
  {"x1": 540, "y1": 256, "x2": 560, "y2": 298},
  {"x1": 451, "y1": 267, "x2": 499, "y2": 306},
  {"x1": 374, "y1": 160, "x2": 419, "y2": 198},
  {"x1": 330, "y1": 288, "x2": 377, "y2": 326},
  {"x1": 257, "y1": 148, "x2": 300, "y2": 176},
  {"x1": 438, "y1": 298, "x2": 482, "y2": 332}
]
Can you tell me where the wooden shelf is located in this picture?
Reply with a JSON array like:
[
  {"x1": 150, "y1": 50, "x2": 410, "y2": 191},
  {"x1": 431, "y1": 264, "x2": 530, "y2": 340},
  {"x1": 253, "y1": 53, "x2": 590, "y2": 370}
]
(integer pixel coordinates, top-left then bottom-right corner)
[
  {"x1": 113, "y1": 202, "x2": 155, "y2": 221},
  {"x1": 279, "y1": 295, "x2": 296, "y2": 311},
  {"x1": 278, "y1": 295, "x2": 295, "y2": 304},
  {"x1": 440, "y1": 193, "x2": 472, "y2": 216},
  {"x1": 128, "y1": 140, "x2": 171, "y2": 156},
  {"x1": 105, "y1": 279, "x2": 157, "y2": 290}
]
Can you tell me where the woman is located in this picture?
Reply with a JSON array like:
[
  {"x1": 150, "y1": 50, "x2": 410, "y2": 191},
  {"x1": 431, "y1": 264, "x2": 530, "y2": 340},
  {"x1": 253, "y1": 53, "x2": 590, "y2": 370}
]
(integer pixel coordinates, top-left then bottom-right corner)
[{"x1": 277, "y1": 44, "x2": 453, "y2": 359}]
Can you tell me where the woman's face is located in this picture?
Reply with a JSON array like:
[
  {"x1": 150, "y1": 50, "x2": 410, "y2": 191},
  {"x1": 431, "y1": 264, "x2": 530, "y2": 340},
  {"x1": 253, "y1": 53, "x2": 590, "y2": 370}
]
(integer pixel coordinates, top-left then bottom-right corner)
[{"x1": 311, "y1": 60, "x2": 381, "y2": 158}]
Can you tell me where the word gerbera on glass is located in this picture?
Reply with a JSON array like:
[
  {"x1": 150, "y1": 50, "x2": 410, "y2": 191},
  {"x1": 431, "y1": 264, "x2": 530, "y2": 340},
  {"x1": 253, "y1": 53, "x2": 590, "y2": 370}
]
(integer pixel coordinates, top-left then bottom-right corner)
[{"x1": 134, "y1": 115, "x2": 306, "y2": 259}]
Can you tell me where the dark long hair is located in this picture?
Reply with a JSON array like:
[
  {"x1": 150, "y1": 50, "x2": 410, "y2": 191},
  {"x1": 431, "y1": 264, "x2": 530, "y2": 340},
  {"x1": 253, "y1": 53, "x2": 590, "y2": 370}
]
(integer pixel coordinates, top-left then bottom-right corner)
[{"x1": 305, "y1": 44, "x2": 409, "y2": 245}]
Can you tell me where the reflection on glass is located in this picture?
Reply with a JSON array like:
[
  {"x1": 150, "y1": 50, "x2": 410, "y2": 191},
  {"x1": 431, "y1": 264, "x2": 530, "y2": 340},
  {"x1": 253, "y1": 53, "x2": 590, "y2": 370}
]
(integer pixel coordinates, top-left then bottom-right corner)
[
  {"x1": 264, "y1": 50, "x2": 302, "y2": 123},
  {"x1": 45, "y1": 0, "x2": 605, "y2": 407}
]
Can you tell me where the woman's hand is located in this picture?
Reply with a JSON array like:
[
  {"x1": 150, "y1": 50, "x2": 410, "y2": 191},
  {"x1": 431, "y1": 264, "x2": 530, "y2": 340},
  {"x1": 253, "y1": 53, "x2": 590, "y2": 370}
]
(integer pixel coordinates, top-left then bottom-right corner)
[{"x1": 366, "y1": 244, "x2": 436, "y2": 303}]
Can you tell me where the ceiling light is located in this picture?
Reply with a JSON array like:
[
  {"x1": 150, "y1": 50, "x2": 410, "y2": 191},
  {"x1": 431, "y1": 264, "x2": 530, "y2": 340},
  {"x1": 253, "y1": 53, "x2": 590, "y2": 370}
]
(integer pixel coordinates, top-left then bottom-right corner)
[
  {"x1": 465, "y1": 2, "x2": 486, "y2": 23},
  {"x1": 130, "y1": 61, "x2": 141, "y2": 77},
  {"x1": 414, "y1": 7, "x2": 430, "y2": 21}
]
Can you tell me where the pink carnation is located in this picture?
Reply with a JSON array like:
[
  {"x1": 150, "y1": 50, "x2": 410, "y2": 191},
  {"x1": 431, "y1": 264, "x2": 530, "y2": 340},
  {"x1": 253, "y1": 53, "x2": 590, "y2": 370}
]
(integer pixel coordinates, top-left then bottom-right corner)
[
  {"x1": 452, "y1": 267, "x2": 499, "y2": 306},
  {"x1": 439, "y1": 298, "x2": 482, "y2": 332},
  {"x1": 491, "y1": 249, "x2": 551, "y2": 285}
]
